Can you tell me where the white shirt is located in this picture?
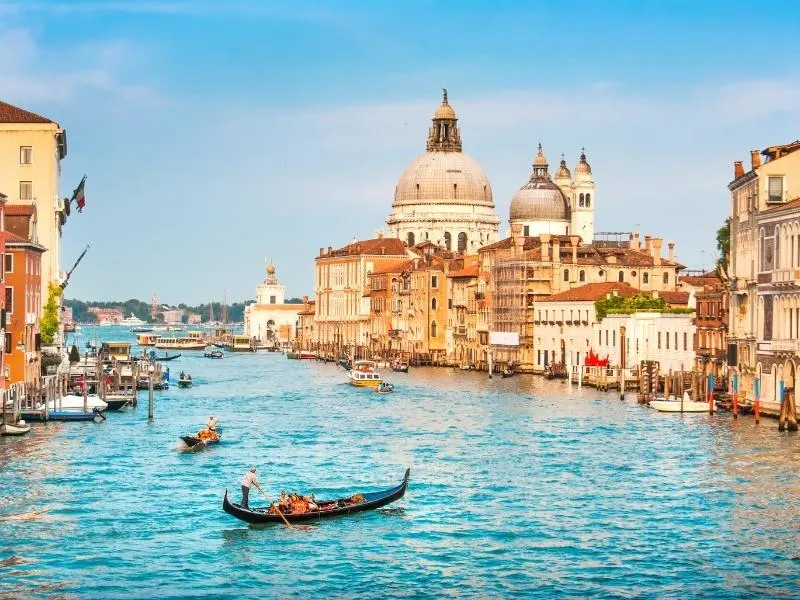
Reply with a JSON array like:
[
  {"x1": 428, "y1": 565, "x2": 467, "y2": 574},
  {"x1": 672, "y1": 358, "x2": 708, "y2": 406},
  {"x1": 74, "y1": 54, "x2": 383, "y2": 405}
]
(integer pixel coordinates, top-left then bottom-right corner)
[
  {"x1": 206, "y1": 418, "x2": 218, "y2": 430},
  {"x1": 241, "y1": 471, "x2": 258, "y2": 488}
]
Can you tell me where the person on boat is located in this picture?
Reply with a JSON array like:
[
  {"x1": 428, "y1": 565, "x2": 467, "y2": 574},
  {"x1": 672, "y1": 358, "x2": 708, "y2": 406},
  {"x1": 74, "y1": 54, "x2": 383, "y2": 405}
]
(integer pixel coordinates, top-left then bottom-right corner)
[
  {"x1": 240, "y1": 466, "x2": 263, "y2": 509},
  {"x1": 278, "y1": 490, "x2": 289, "y2": 511},
  {"x1": 180, "y1": 371, "x2": 185, "y2": 380},
  {"x1": 206, "y1": 416, "x2": 219, "y2": 431}
]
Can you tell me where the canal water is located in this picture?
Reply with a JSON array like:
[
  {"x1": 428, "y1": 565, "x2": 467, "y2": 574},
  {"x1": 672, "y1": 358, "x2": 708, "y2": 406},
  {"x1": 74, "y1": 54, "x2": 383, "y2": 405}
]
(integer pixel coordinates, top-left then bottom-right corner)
[{"x1": 1, "y1": 328, "x2": 799, "y2": 599}]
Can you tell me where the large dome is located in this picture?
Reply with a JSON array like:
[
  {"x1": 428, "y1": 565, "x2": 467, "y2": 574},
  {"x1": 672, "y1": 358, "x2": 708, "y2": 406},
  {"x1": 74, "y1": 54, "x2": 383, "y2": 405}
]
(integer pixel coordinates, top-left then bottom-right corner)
[
  {"x1": 510, "y1": 179, "x2": 570, "y2": 221},
  {"x1": 393, "y1": 151, "x2": 493, "y2": 207}
]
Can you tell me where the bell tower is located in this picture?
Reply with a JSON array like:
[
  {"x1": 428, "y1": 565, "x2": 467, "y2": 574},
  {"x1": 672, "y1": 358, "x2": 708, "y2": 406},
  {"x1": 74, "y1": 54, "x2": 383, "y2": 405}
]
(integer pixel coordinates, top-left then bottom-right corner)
[{"x1": 572, "y1": 148, "x2": 595, "y2": 244}]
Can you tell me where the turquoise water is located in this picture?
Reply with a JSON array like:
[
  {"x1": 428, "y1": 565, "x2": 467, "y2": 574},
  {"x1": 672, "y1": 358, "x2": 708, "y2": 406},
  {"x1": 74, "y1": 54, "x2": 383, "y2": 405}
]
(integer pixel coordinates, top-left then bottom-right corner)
[{"x1": 1, "y1": 327, "x2": 799, "y2": 599}]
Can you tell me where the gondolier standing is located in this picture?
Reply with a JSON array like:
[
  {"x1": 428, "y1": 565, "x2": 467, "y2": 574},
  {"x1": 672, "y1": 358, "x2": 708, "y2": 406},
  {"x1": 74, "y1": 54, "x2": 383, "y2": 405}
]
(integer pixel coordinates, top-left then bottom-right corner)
[{"x1": 240, "y1": 466, "x2": 263, "y2": 509}]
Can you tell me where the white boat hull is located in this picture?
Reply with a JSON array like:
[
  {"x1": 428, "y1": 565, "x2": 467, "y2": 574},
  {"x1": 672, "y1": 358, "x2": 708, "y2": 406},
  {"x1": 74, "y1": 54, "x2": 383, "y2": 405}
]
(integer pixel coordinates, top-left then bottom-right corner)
[
  {"x1": 49, "y1": 394, "x2": 108, "y2": 411},
  {"x1": 1, "y1": 421, "x2": 31, "y2": 436},
  {"x1": 649, "y1": 399, "x2": 709, "y2": 413}
]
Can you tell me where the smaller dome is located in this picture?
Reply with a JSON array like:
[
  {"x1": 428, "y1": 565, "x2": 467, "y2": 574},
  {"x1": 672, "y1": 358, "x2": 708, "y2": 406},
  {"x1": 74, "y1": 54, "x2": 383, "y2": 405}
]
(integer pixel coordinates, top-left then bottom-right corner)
[
  {"x1": 434, "y1": 103, "x2": 456, "y2": 119},
  {"x1": 509, "y1": 180, "x2": 570, "y2": 222},
  {"x1": 555, "y1": 155, "x2": 571, "y2": 179},
  {"x1": 575, "y1": 148, "x2": 592, "y2": 176},
  {"x1": 533, "y1": 142, "x2": 548, "y2": 167}
]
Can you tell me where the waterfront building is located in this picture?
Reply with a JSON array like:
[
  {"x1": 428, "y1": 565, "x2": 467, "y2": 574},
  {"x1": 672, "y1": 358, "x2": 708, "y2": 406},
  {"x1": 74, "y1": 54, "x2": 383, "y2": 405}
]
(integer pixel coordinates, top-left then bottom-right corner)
[
  {"x1": 0, "y1": 192, "x2": 6, "y2": 388},
  {"x1": 243, "y1": 262, "x2": 303, "y2": 345},
  {"x1": 3, "y1": 203, "x2": 45, "y2": 383},
  {"x1": 509, "y1": 145, "x2": 595, "y2": 242},
  {"x1": 88, "y1": 307, "x2": 123, "y2": 324},
  {"x1": 679, "y1": 273, "x2": 729, "y2": 379},
  {"x1": 447, "y1": 256, "x2": 481, "y2": 368},
  {"x1": 366, "y1": 257, "x2": 413, "y2": 360},
  {"x1": 0, "y1": 101, "x2": 68, "y2": 313},
  {"x1": 728, "y1": 141, "x2": 800, "y2": 408},
  {"x1": 296, "y1": 297, "x2": 316, "y2": 351},
  {"x1": 315, "y1": 236, "x2": 409, "y2": 356},
  {"x1": 386, "y1": 90, "x2": 500, "y2": 252}
]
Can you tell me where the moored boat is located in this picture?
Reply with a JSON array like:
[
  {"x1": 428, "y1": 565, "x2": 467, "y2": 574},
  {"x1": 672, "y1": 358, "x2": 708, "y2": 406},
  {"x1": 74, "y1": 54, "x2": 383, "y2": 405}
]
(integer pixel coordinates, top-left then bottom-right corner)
[
  {"x1": 154, "y1": 336, "x2": 206, "y2": 351},
  {"x1": 1, "y1": 420, "x2": 31, "y2": 436},
  {"x1": 649, "y1": 392, "x2": 709, "y2": 413},
  {"x1": 222, "y1": 468, "x2": 410, "y2": 524},
  {"x1": 204, "y1": 346, "x2": 224, "y2": 358},
  {"x1": 177, "y1": 373, "x2": 193, "y2": 388},
  {"x1": 391, "y1": 361, "x2": 409, "y2": 373},
  {"x1": 347, "y1": 360, "x2": 383, "y2": 387}
]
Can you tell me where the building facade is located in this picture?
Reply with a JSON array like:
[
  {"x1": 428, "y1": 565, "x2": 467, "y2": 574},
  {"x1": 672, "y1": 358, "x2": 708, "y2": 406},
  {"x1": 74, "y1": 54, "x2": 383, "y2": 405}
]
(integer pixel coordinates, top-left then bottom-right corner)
[
  {"x1": 447, "y1": 257, "x2": 480, "y2": 368},
  {"x1": 386, "y1": 90, "x2": 500, "y2": 253},
  {"x1": 244, "y1": 263, "x2": 303, "y2": 345},
  {"x1": 0, "y1": 101, "x2": 68, "y2": 312}
]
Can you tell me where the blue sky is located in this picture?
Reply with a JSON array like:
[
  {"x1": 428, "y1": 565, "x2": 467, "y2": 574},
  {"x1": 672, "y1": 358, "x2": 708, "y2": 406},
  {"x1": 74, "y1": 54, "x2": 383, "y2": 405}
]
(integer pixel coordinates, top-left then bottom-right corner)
[{"x1": 2, "y1": 0, "x2": 800, "y2": 304}]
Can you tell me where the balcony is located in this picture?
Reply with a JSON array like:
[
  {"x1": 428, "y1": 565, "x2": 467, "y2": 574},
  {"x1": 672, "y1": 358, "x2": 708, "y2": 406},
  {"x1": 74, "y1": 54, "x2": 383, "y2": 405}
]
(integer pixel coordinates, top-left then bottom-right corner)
[
  {"x1": 773, "y1": 269, "x2": 800, "y2": 287},
  {"x1": 772, "y1": 339, "x2": 799, "y2": 353}
]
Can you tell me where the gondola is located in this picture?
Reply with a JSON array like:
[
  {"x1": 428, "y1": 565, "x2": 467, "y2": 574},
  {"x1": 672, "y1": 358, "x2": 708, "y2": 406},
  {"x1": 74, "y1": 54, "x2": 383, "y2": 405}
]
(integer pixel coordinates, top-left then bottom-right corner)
[
  {"x1": 177, "y1": 378, "x2": 192, "y2": 388},
  {"x1": 155, "y1": 352, "x2": 182, "y2": 361},
  {"x1": 391, "y1": 362, "x2": 409, "y2": 373},
  {"x1": 222, "y1": 468, "x2": 410, "y2": 524},
  {"x1": 181, "y1": 434, "x2": 220, "y2": 448},
  {"x1": 501, "y1": 369, "x2": 515, "y2": 378},
  {"x1": 337, "y1": 358, "x2": 352, "y2": 371}
]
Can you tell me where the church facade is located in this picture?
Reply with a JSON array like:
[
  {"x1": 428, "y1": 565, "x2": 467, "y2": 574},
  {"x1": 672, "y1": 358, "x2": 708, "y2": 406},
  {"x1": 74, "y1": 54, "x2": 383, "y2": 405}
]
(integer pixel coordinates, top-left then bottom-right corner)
[{"x1": 243, "y1": 263, "x2": 304, "y2": 345}]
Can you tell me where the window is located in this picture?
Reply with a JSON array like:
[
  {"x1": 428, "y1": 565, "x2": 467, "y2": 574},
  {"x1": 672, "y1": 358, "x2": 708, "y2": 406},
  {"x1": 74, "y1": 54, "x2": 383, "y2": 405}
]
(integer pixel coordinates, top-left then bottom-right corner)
[
  {"x1": 4, "y1": 254, "x2": 11, "y2": 274},
  {"x1": 448, "y1": 298, "x2": 452, "y2": 309},
  {"x1": 579, "y1": 270, "x2": 585, "y2": 282},
  {"x1": 579, "y1": 193, "x2": 585, "y2": 207},
  {"x1": 643, "y1": 272, "x2": 649, "y2": 284},
  {"x1": 612, "y1": 330, "x2": 616, "y2": 346},
  {"x1": 269, "y1": 295, "x2": 276, "y2": 304},
  {"x1": 598, "y1": 270, "x2": 605, "y2": 277},
  {"x1": 19, "y1": 181, "x2": 32, "y2": 200},
  {"x1": 563, "y1": 268, "x2": 569, "y2": 282},
  {"x1": 605, "y1": 330, "x2": 608, "y2": 345},
  {"x1": 618, "y1": 271, "x2": 624, "y2": 282},
  {"x1": 4, "y1": 332, "x2": 10, "y2": 354},
  {"x1": 407, "y1": 232, "x2": 415, "y2": 246},
  {"x1": 663, "y1": 272, "x2": 669, "y2": 284},
  {"x1": 431, "y1": 298, "x2": 438, "y2": 310},
  {"x1": 666, "y1": 333, "x2": 670, "y2": 349},
  {"x1": 658, "y1": 332, "x2": 661, "y2": 349},
  {"x1": 523, "y1": 225, "x2": 530, "y2": 236},
  {"x1": 598, "y1": 331, "x2": 602, "y2": 345},
  {"x1": 20, "y1": 146, "x2": 32, "y2": 164},
  {"x1": 768, "y1": 176, "x2": 784, "y2": 203},
  {"x1": 585, "y1": 193, "x2": 591, "y2": 207},
  {"x1": 431, "y1": 275, "x2": 438, "y2": 289},
  {"x1": 4, "y1": 286, "x2": 12, "y2": 314},
  {"x1": 674, "y1": 332, "x2": 678, "y2": 349},
  {"x1": 430, "y1": 321, "x2": 438, "y2": 338},
  {"x1": 457, "y1": 232, "x2": 468, "y2": 253},
  {"x1": 443, "y1": 232, "x2": 452, "y2": 251}
]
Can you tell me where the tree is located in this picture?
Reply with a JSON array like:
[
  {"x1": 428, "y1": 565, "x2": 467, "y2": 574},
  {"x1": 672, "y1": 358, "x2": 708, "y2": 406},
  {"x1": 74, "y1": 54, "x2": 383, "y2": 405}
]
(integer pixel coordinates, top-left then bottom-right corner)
[
  {"x1": 716, "y1": 217, "x2": 731, "y2": 273},
  {"x1": 69, "y1": 344, "x2": 80, "y2": 363},
  {"x1": 41, "y1": 282, "x2": 62, "y2": 344}
]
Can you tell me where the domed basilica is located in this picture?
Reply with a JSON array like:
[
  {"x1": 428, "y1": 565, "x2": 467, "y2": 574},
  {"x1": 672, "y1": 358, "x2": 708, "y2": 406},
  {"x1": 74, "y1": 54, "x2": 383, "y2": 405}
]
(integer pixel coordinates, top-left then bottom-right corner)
[
  {"x1": 386, "y1": 90, "x2": 500, "y2": 252},
  {"x1": 509, "y1": 144, "x2": 596, "y2": 243}
]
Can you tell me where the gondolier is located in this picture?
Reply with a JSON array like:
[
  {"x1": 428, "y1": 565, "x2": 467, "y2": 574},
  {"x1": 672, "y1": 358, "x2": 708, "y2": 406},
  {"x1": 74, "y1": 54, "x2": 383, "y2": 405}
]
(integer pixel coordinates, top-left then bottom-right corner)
[{"x1": 240, "y1": 466, "x2": 263, "y2": 509}]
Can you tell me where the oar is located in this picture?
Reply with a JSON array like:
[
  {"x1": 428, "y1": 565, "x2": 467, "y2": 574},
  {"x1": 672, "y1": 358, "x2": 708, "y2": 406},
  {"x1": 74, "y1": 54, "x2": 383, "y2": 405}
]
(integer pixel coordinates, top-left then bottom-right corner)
[{"x1": 257, "y1": 488, "x2": 293, "y2": 529}]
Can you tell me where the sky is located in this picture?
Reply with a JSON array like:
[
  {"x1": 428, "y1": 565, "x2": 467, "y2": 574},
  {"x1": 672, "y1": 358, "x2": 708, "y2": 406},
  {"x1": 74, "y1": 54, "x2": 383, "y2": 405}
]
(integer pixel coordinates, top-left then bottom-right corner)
[{"x1": 2, "y1": 0, "x2": 800, "y2": 305}]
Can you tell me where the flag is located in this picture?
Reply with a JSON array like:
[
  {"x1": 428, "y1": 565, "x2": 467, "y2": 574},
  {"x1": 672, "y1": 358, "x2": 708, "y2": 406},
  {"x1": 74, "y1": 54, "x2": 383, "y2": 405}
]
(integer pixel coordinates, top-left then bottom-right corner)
[{"x1": 71, "y1": 175, "x2": 87, "y2": 212}]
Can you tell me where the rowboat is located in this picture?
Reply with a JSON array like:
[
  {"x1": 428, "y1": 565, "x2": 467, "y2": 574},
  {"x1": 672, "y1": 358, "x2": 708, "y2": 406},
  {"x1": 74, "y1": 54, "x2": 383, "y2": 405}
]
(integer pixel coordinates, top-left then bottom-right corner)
[
  {"x1": 222, "y1": 468, "x2": 410, "y2": 524},
  {"x1": 181, "y1": 433, "x2": 220, "y2": 449},
  {"x1": 649, "y1": 392, "x2": 709, "y2": 413},
  {"x1": 155, "y1": 352, "x2": 182, "y2": 361},
  {"x1": 1, "y1": 420, "x2": 31, "y2": 436}
]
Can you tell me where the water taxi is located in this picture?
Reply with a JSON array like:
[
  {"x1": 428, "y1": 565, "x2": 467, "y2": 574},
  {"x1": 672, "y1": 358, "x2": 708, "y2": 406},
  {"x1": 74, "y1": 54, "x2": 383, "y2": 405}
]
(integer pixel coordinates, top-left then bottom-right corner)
[
  {"x1": 347, "y1": 360, "x2": 383, "y2": 387},
  {"x1": 100, "y1": 342, "x2": 132, "y2": 362},
  {"x1": 226, "y1": 335, "x2": 255, "y2": 352},
  {"x1": 136, "y1": 332, "x2": 159, "y2": 346},
  {"x1": 154, "y1": 336, "x2": 206, "y2": 350}
]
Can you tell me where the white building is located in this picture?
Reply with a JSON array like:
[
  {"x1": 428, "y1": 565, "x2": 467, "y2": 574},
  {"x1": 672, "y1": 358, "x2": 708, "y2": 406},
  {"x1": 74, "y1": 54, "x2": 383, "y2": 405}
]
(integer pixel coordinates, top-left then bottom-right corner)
[
  {"x1": 509, "y1": 145, "x2": 595, "y2": 243},
  {"x1": 386, "y1": 90, "x2": 500, "y2": 253},
  {"x1": 244, "y1": 262, "x2": 303, "y2": 344},
  {"x1": 594, "y1": 312, "x2": 696, "y2": 373}
]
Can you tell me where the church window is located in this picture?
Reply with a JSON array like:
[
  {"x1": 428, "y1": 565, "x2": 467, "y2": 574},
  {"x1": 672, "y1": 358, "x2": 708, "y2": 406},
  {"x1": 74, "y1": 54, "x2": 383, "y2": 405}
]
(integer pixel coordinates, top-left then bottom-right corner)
[
  {"x1": 585, "y1": 193, "x2": 591, "y2": 207},
  {"x1": 431, "y1": 275, "x2": 438, "y2": 289},
  {"x1": 458, "y1": 232, "x2": 467, "y2": 253},
  {"x1": 416, "y1": 183, "x2": 420, "y2": 199},
  {"x1": 579, "y1": 270, "x2": 585, "y2": 282},
  {"x1": 431, "y1": 297, "x2": 438, "y2": 310},
  {"x1": 444, "y1": 232, "x2": 452, "y2": 250},
  {"x1": 618, "y1": 271, "x2": 624, "y2": 282},
  {"x1": 483, "y1": 185, "x2": 488, "y2": 201},
  {"x1": 598, "y1": 269, "x2": 605, "y2": 277},
  {"x1": 563, "y1": 269, "x2": 569, "y2": 282},
  {"x1": 270, "y1": 295, "x2": 276, "y2": 304},
  {"x1": 663, "y1": 272, "x2": 669, "y2": 284},
  {"x1": 454, "y1": 183, "x2": 457, "y2": 199},
  {"x1": 523, "y1": 225, "x2": 530, "y2": 236},
  {"x1": 425, "y1": 232, "x2": 429, "y2": 240},
  {"x1": 643, "y1": 272, "x2": 649, "y2": 284},
  {"x1": 579, "y1": 193, "x2": 585, "y2": 207},
  {"x1": 407, "y1": 232, "x2": 416, "y2": 247},
  {"x1": 430, "y1": 321, "x2": 438, "y2": 338}
]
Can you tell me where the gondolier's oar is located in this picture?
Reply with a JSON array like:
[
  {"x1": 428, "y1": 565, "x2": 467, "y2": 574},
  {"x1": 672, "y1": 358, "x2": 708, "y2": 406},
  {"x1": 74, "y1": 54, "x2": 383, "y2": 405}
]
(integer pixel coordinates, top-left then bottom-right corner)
[{"x1": 257, "y1": 489, "x2": 293, "y2": 529}]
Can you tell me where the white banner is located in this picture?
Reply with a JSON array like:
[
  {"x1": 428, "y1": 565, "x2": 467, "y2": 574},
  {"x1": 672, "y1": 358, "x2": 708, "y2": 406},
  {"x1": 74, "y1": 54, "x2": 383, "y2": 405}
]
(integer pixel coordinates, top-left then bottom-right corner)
[{"x1": 489, "y1": 331, "x2": 519, "y2": 346}]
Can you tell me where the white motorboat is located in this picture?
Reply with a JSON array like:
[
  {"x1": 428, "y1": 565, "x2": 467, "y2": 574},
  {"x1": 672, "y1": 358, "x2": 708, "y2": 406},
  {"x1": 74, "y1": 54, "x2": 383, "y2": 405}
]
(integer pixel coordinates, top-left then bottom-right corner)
[
  {"x1": 649, "y1": 392, "x2": 709, "y2": 413},
  {"x1": 120, "y1": 313, "x2": 146, "y2": 327},
  {"x1": 1, "y1": 419, "x2": 31, "y2": 436},
  {"x1": 49, "y1": 394, "x2": 108, "y2": 412}
]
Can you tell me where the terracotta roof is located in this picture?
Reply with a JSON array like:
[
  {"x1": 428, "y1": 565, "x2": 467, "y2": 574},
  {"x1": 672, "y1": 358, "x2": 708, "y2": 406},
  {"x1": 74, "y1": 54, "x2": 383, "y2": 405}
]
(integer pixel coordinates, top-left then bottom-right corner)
[
  {"x1": 321, "y1": 237, "x2": 407, "y2": 258},
  {"x1": 679, "y1": 273, "x2": 721, "y2": 288},
  {"x1": 448, "y1": 264, "x2": 479, "y2": 278},
  {"x1": 659, "y1": 290, "x2": 690, "y2": 305},
  {"x1": 540, "y1": 282, "x2": 639, "y2": 302},
  {"x1": 4, "y1": 232, "x2": 27, "y2": 243},
  {"x1": 370, "y1": 259, "x2": 414, "y2": 275},
  {"x1": 762, "y1": 197, "x2": 800, "y2": 214},
  {"x1": 3, "y1": 204, "x2": 34, "y2": 216},
  {"x1": 0, "y1": 100, "x2": 53, "y2": 123}
]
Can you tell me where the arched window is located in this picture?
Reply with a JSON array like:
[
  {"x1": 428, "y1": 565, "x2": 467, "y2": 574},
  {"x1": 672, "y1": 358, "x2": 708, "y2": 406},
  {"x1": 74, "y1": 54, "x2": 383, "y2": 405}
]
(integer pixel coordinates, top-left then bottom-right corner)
[
  {"x1": 579, "y1": 270, "x2": 585, "y2": 282},
  {"x1": 598, "y1": 269, "x2": 605, "y2": 277},
  {"x1": 563, "y1": 268, "x2": 569, "y2": 281},
  {"x1": 453, "y1": 183, "x2": 458, "y2": 199},
  {"x1": 431, "y1": 298, "x2": 438, "y2": 310},
  {"x1": 430, "y1": 321, "x2": 438, "y2": 338},
  {"x1": 407, "y1": 232, "x2": 415, "y2": 246},
  {"x1": 416, "y1": 183, "x2": 420, "y2": 199},
  {"x1": 618, "y1": 271, "x2": 624, "y2": 282},
  {"x1": 443, "y1": 232, "x2": 452, "y2": 250},
  {"x1": 663, "y1": 272, "x2": 669, "y2": 284},
  {"x1": 579, "y1": 193, "x2": 585, "y2": 207},
  {"x1": 585, "y1": 193, "x2": 591, "y2": 207},
  {"x1": 457, "y1": 232, "x2": 468, "y2": 253},
  {"x1": 643, "y1": 272, "x2": 649, "y2": 284}
]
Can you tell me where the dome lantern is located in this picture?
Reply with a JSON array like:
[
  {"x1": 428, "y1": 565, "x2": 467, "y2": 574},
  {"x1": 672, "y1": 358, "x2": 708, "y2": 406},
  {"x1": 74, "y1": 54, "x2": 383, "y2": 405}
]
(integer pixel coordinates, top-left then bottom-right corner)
[
  {"x1": 575, "y1": 147, "x2": 592, "y2": 178},
  {"x1": 555, "y1": 153, "x2": 571, "y2": 180},
  {"x1": 426, "y1": 88, "x2": 462, "y2": 152}
]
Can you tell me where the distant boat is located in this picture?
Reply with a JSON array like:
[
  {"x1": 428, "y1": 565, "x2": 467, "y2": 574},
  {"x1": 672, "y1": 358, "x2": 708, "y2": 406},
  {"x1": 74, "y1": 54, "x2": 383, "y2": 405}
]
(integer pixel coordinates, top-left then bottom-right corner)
[{"x1": 120, "y1": 313, "x2": 146, "y2": 327}]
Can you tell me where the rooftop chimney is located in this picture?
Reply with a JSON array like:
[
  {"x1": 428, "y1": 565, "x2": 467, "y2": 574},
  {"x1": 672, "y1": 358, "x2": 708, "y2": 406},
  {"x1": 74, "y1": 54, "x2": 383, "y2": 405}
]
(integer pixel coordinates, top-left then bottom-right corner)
[
  {"x1": 628, "y1": 233, "x2": 636, "y2": 250},
  {"x1": 570, "y1": 235, "x2": 580, "y2": 264},
  {"x1": 540, "y1": 234, "x2": 551, "y2": 262},
  {"x1": 327, "y1": 246, "x2": 333, "y2": 255},
  {"x1": 644, "y1": 235, "x2": 652, "y2": 254},
  {"x1": 652, "y1": 238, "x2": 663, "y2": 266},
  {"x1": 552, "y1": 237, "x2": 561, "y2": 263},
  {"x1": 667, "y1": 241, "x2": 675, "y2": 262},
  {"x1": 319, "y1": 247, "x2": 324, "y2": 257},
  {"x1": 734, "y1": 160, "x2": 745, "y2": 179},
  {"x1": 750, "y1": 150, "x2": 761, "y2": 171}
]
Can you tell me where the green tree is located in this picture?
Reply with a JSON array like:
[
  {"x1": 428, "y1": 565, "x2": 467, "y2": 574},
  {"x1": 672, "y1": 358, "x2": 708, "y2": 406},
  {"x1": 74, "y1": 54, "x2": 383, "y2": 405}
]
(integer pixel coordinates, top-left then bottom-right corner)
[
  {"x1": 716, "y1": 217, "x2": 731, "y2": 272},
  {"x1": 69, "y1": 344, "x2": 80, "y2": 363},
  {"x1": 41, "y1": 283, "x2": 62, "y2": 344}
]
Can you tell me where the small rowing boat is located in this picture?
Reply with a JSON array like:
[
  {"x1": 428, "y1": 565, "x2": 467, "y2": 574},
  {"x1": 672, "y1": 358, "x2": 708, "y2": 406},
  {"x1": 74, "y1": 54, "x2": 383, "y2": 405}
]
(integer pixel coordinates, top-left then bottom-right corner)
[
  {"x1": 181, "y1": 433, "x2": 220, "y2": 449},
  {"x1": 222, "y1": 468, "x2": 410, "y2": 524}
]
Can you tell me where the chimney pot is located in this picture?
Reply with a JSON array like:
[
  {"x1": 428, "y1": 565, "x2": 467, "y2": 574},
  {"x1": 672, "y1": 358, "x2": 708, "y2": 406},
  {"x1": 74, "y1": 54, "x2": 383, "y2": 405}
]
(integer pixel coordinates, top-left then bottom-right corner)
[
  {"x1": 540, "y1": 234, "x2": 551, "y2": 261},
  {"x1": 553, "y1": 237, "x2": 561, "y2": 263},
  {"x1": 319, "y1": 247, "x2": 324, "y2": 257},
  {"x1": 667, "y1": 242, "x2": 675, "y2": 262},
  {"x1": 750, "y1": 150, "x2": 761, "y2": 170},
  {"x1": 734, "y1": 160, "x2": 745, "y2": 179}
]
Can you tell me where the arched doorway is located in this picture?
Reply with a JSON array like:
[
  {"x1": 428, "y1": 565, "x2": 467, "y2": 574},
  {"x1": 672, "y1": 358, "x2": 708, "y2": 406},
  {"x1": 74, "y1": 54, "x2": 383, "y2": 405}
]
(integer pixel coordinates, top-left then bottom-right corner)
[{"x1": 266, "y1": 319, "x2": 276, "y2": 340}]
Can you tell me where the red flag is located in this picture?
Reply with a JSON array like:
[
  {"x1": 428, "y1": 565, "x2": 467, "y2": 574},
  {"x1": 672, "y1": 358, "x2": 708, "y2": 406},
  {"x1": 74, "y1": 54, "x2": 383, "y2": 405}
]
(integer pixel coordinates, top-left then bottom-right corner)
[{"x1": 71, "y1": 175, "x2": 86, "y2": 212}]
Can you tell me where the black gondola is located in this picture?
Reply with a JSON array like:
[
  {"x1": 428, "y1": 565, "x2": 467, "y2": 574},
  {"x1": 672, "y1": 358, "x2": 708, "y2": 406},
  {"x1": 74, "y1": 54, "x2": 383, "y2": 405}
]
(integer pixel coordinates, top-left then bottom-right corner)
[
  {"x1": 181, "y1": 434, "x2": 220, "y2": 448},
  {"x1": 155, "y1": 353, "x2": 182, "y2": 361},
  {"x1": 222, "y1": 468, "x2": 410, "y2": 524},
  {"x1": 337, "y1": 358, "x2": 352, "y2": 370}
]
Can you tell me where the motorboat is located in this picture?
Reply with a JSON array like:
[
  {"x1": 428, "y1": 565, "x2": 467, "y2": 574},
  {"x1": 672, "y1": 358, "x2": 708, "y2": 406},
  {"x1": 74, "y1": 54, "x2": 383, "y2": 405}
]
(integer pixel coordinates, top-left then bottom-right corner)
[
  {"x1": 649, "y1": 392, "x2": 710, "y2": 413},
  {"x1": 347, "y1": 361, "x2": 383, "y2": 387},
  {"x1": 1, "y1": 419, "x2": 31, "y2": 436},
  {"x1": 204, "y1": 347, "x2": 224, "y2": 359},
  {"x1": 178, "y1": 373, "x2": 193, "y2": 388},
  {"x1": 120, "y1": 313, "x2": 147, "y2": 327},
  {"x1": 50, "y1": 394, "x2": 108, "y2": 412}
]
